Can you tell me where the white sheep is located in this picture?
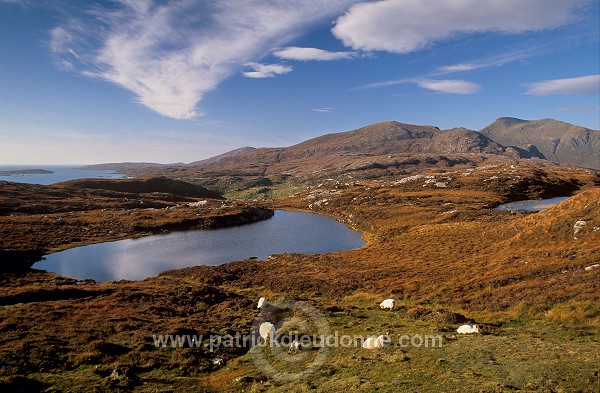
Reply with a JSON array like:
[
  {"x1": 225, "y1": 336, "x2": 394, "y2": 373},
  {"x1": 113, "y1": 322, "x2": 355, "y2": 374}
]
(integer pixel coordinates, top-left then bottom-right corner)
[
  {"x1": 259, "y1": 322, "x2": 275, "y2": 342},
  {"x1": 211, "y1": 357, "x2": 224, "y2": 367},
  {"x1": 380, "y1": 298, "x2": 395, "y2": 310},
  {"x1": 257, "y1": 297, "x2": 268, "y2": 309},
  {"x1": 456, "y1": 324, "x2": 481, "y2": 334},
  {"x1": 288, "y1": 341, "x2": 302, "y2": 353},
  {"x1": 362, "y1": 335, "x2": 387, "y2": 349}
]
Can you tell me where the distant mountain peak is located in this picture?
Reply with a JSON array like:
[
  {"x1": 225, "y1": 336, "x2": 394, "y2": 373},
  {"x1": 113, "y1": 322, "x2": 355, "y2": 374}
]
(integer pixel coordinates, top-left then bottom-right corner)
[
  {"x1": 480, "y1": 118, "x2": 599, "y2": 169},
  {"x1": 495, "y1": 117, "x2": 529, "y2": 127}
]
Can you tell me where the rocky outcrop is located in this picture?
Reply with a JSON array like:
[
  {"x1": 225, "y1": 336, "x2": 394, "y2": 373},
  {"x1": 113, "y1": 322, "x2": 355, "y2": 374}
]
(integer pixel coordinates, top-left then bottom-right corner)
[{"x1": 431, "y1": 128, "x2": 505, "y2": 154}]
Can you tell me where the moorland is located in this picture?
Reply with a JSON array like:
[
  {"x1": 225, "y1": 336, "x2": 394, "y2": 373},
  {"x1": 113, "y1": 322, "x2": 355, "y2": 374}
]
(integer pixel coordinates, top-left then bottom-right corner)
[{"x1": 0, "y1": 119, "x2": 599, "y2": 392}]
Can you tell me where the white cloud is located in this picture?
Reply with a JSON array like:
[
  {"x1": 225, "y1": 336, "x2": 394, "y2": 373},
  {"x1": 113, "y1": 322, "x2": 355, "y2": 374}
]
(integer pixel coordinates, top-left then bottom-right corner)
[
  {"x1": 418, "y1": 79, "x2": 480, "y2": 94},
  {"x1": 50, "y1": 0, "x2": 360, "y2": 120},
  {"x1": 273, "y1": 46, "x2": 358, "y2": 61},
  {"x1": 312, "y1": 107, "x2": 335, "y2": 112},
  {"x1": 525, "y1": 75, "x2": 600, "y2": 95},
  {"x1": 242, "y1": 63, "x2": 293, "y2": 78},
  {"x1": 332, "y1": 0, "x2": 586, "y2": 53}
]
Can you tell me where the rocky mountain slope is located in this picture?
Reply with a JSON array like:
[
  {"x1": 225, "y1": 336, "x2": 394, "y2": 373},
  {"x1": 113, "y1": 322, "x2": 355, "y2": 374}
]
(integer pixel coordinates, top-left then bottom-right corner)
[
  {"x1": 192, "y1": 121, "x2": 538, "y2": 175},
  {"x1": 80, "y1": 118, "x2": 597, "y2": 198},
  {"x1": 84, "y1": 118, "x2": 598, "y2": 177},
  {"x1": 479, "y1": 117, "x2": 600, "y2": 169},
  {"x1": 187, "y1": 146, "x2": 256, "y2": 167}
]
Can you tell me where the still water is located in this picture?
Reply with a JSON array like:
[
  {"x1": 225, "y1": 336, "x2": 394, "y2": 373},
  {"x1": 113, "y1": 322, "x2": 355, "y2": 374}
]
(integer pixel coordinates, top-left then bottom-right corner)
[
  {"x1": 0, "y1": 165, "x2": 125, "y2": 185},
  {"x1": 33, "y1": 210, "x2": 365, "y2": 282},
  {"x1": 494, "y1": 196, "x2": 570, "y2": 211}
]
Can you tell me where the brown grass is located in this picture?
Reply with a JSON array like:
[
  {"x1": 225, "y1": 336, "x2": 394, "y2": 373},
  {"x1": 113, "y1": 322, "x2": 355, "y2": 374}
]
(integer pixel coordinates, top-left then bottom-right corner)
[{"x1": 1, "y1": 164, "x2": 599, "y2": 391}]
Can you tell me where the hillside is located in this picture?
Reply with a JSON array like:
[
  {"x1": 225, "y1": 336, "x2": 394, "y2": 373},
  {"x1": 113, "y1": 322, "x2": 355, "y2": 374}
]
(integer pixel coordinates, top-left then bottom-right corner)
[
  {"x1": 188, "y1": 146, "x2": 256, "y2": 167},
  {"x1": 480, "y1": 117, "x2": 600, "y2": 170},
  {"x1": 81, "y1": 118, "x2": 598, "y2": 182},
  {"x1": 217, "y1": 121, "x2": 519, "y2": 161},
  {"x1": 2, "y1": 164, "x2": 598, "y2": 391},
  {"x1": 56, "y1": 177, "x2": 223, "y2": 199},
  {"x1": 195, "y1": 121, "x2": 538, "y2": 177}
]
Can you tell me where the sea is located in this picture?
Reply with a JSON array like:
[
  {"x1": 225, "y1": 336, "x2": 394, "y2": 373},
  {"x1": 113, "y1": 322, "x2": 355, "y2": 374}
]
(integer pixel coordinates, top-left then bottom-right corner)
[{"x1": 0, "y1": 165, "x2": 126, "y2": 185}]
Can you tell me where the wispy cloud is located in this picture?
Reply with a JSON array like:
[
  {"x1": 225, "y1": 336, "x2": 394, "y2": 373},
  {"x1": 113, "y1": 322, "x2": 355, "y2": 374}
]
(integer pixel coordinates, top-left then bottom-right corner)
[
  {"x1": 354, "y1": 77, "x2": 417, "y2": 90},
  {"x1": 438, "y1": 64, "x2": 480, "y2": 73},
  {"x1": 557, "y1": 105, "x2": 600, "y2": 111},
  {"x1": 525, "y1": 74, "x2": 600, "y2": 95},
  {"x1": 355, "y1": 77, "x2": 480, "y2": 94},
  {"x1": 362, "y1": 27, "x2": 598, "y2": 91},
  {"x1": 273, "y1": 46, "x2": 359, "y2": 61},
  {"x1": 435, "y1": 47, "x2": 542, "y2": 74},
  {"x1": 418, "y1": 79, "x2": 480, "y2": 94},
  {"x1": 436, "y1": 28, "x2": 599, "y2": 75},
  {"x1": 50, "y1": 22, "x2": 86, "y2": 70},
  {"x1": 332, "y1": 0, "x2": 587, "y2": 53},
  {"x1": 242, "y1": 63, "x2": 293, "y2": 78},
  {"x1": 312, "y1": 107, "x2": 335, "y2": 112},
  {"x1": 50, "y1": 0, "x2": 359, "y2": 120}
]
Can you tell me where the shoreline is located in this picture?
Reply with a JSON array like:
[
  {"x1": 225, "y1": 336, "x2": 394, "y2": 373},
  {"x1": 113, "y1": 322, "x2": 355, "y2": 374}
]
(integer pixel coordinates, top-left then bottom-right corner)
[
  {"x1": 0, "y1": 205, "x2": 275, "y2": 273},
  {"x1": 0, "y1": 178, "x2": 275, "y2": 273}
]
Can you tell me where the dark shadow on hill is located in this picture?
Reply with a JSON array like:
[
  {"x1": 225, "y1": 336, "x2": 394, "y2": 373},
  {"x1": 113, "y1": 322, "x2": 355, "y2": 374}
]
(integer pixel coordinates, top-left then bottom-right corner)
[
  {"x1": 56, "y1": 176, "x2": 224, "y2": 200},
  {"x1": 0, "y1": 250, "x2": 44, "y2": 273}
]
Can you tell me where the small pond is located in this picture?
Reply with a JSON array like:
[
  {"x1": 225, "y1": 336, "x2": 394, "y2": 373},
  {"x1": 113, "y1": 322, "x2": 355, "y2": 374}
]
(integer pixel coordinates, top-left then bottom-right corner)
[
  {"x1": 33, "y1": 210, "x2": 365, "y2": 282},
  {"x1": 494, "y1": 196, "x2": 570, "y2": 211}
]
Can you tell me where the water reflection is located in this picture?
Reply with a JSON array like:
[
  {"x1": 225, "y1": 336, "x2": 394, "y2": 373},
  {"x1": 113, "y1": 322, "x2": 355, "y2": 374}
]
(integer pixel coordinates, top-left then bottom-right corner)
[
  {"x1": 34, "y1": 210, "x2": 365, "y2": 282},
  {"x1": 494, "y1": 196, "x2": 570, "y2": 211}
]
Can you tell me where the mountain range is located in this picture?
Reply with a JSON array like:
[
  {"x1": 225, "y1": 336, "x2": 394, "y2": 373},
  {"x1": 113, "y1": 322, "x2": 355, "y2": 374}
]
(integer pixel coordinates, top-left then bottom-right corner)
[{"x1": 84, "y1": 118, "x2": 599, "y2": 177}]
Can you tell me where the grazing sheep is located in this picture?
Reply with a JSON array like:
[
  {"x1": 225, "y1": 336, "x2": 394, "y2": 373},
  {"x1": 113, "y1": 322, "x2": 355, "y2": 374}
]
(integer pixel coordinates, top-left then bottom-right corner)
[
  {"x1": 362, "y1": 335, "x2": 387, "y2": 349},
  {"x1": 259, "y1": 322, "x2": 275, "y2": 342},
  {"x1": 457, "y1": 324, "x2": 481, "y2": 334},
  {"x1": 257, "y1": 297, "x2": 268, "y2": 309},
  {"x1": 380, "y1": 299, "x2": 395, "y2": 310},
  {"x1": 288, "y1": 341, "x2": 302, "y2": 353},
  {"x1": 211, "y1": 357, "x2": 225, "y2": 367}
]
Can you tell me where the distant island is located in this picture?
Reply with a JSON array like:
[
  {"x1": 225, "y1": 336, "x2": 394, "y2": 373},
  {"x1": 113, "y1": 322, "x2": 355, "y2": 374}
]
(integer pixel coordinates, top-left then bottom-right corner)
[{"x1": 0, "y1": 169, "x2": 54, "y2": 176}]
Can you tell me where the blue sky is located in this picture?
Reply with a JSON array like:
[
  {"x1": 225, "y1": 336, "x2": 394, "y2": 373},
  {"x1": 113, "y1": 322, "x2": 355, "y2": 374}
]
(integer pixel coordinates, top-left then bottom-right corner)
[{"x1": 1, "y1": 0, "x2": 599, "y2": 165}]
